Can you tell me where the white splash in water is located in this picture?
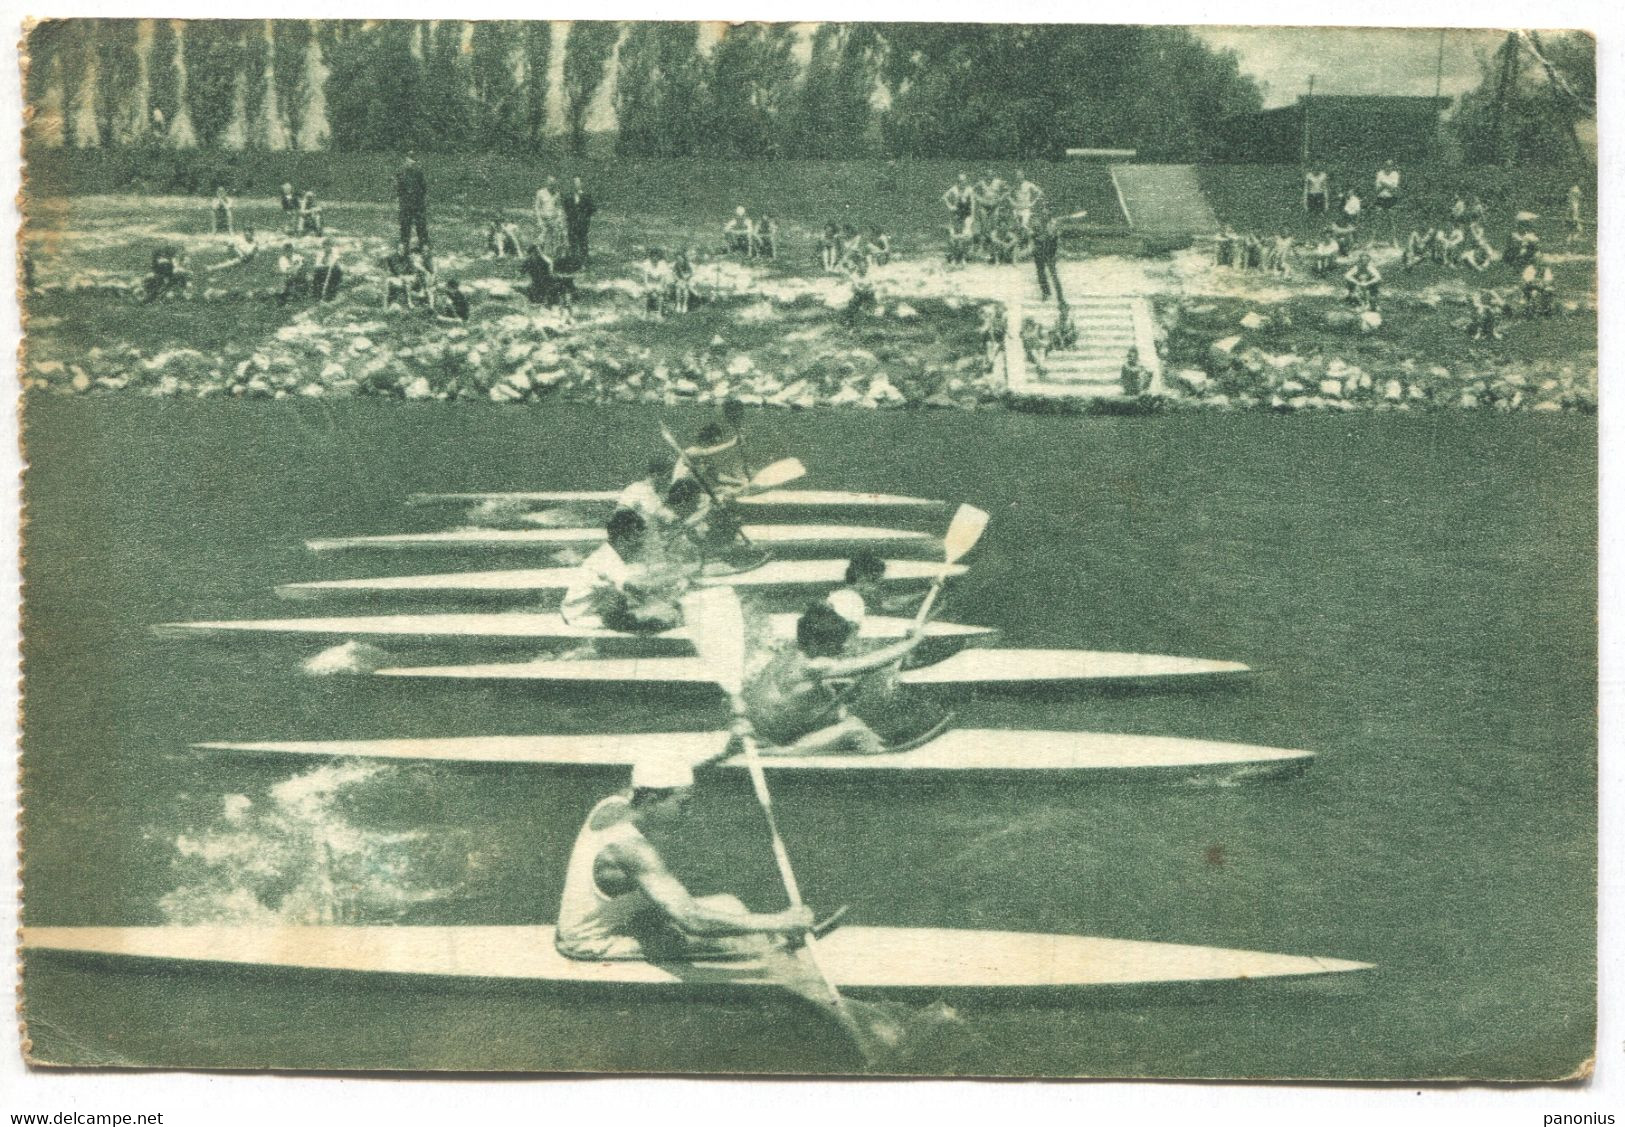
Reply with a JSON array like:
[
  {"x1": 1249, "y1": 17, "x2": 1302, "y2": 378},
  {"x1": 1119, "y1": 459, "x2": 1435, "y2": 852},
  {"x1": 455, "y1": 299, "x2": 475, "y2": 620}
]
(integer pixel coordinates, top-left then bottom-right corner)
[
  {"x1": 303, "y1": 640, "x2": 390, "y2": 675},
  {"x1": 161, "y1": 763, "x2": 454, "y2": 924}
]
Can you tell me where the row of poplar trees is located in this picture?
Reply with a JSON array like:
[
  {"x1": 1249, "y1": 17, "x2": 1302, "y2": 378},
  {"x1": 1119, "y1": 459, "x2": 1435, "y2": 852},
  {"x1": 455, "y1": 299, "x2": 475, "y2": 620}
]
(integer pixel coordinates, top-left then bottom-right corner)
[{"x1": 27, "y1": 20, "x2": 1265, "y2": 160}]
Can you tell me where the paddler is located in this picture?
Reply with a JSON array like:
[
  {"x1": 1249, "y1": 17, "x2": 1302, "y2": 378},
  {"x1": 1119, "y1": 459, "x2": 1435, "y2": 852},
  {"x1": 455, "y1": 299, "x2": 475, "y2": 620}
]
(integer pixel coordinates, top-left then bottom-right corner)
[
  {"x1": 554, "y1": 757, "x2": 814, "y2": 960},
  {"x1": 742, "y1": 602, "x2": 931, "y2": 756},
  {"x1": 560, "y1": 509, "x2": 683, "y2": 633},
  {"x1": 615, "y1": 455, "x2": 677, "y2": 524},
  {"x1": 673, "y1": 423, "x2": 749, "y2": 497},
  {"x1": 823, "y1": 549, "x2": 915, "y2": 625}
]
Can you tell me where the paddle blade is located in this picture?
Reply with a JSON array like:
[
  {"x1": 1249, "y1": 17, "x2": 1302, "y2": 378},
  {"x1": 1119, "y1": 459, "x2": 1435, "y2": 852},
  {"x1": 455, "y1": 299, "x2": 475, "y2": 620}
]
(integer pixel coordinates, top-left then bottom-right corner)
[
  {"x1": 681, "y1": 587, "x2": 748, "y2": 698},
  {"x1": 749, "y1": 458, "x2": 806, "y2": 490},
  {"x1": 943, "y1": 505, "x2": 990, "y2": 564}
]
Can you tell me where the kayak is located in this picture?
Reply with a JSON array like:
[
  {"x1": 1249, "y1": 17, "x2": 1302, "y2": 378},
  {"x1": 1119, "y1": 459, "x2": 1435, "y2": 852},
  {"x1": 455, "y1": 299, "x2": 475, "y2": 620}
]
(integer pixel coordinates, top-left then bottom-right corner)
[
  {"x1": 278, "y1": 558, "x2": 968, "y2": 599},
  {"x1": 373, "y1": 649, "x2": 1253, "y2": 690},
  {"x1": 410, "y1": 489, "x2": 945, "y2": 510},
  {"x1": 21, "y1": 925, "x2": 1370, "y2": 991},
  {"x1": 157, "y1": 611, "x2": 994, "y2": 646},
  {"x1": 307, "y1": 524, "x2": 935, "y2": 552},
  {"x1": 194, "y1": 729, "x2": 1314, "y2": 777}
]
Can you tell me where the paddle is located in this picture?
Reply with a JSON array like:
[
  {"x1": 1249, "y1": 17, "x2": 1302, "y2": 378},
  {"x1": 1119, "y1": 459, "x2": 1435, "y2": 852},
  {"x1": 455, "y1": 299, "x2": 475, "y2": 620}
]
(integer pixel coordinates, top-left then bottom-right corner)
[
  {"x1": 682, "y1": 587, "x2": 891, "y2": 1064},
  {"x1": 912, "y1": 504, "x2": 990, "y2": 629},
  {"x1": 743, "y1": 456, "x2": 805, "y2": 492}
]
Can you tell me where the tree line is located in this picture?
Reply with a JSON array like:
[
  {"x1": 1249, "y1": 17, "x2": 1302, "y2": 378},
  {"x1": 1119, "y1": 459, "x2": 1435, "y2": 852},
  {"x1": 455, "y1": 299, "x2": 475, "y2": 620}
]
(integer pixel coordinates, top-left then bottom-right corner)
[{"x1": 25, "y1": 20, "x2": 1268, "y2": 161}]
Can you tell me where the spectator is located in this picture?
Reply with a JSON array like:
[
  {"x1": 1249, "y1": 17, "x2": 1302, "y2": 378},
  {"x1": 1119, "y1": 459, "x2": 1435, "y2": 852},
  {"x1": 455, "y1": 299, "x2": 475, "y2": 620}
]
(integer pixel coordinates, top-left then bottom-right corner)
[
  {"x1": 1437, "y1": 224, "x2": 1467, "y2": 266},
  {"x1": 986, "y1": 219, "x2": 1018, "y2": 265},
  {"x1": 1463, "y1": 222, "x2": 1498, "y2": 272},
  {"x1": 1566, "y1": 184, "x2": 1585, "y2": 242},
  {"x1": 143, "y1": 244, "x2": 188, "y2": 303},
  {"x1": 1213, "y1": 226, "x2": 1238, "y2": 267},
  {"x1": 563, "y1": 176, "x2": 596, "y2": 262},
  {"x1": 211, "y1": 185, "x2": 235, "y2": 234},
  {"x1": 396, "y1": 153, "x2": 430, "y2": 253},
  {"x1": 383, "y1": 250, "x2": 416, "y2": 310},
  {"x1": 534, "y1": 175, "x2": 564, "y2": 253},
  {"x1": 1267, "y1": 232, "x2": 1295, "y2": 276},
  {"x1": 1341, "y1": 189, "x2": 1363, "y2": 222},
  {"x1": 977, "y1": 304, "x2": 1004, "y2": 363},
  {"x1": 1373, "y1": 160, "x2": 1402, "y2": 211},
  {"x1": 1120, "y1": 347, "x2": 1153, "y2": 397},
  {"x1": 207, "y1": 226, "x2": 260, "y2": 273},
  {"x1": 946, "y1": 221, "x2": 972, "y2": 266},
  {"x1": 670, "y1": 249, "x2": 695, "y2": 314},
  {"x1": 1521, "y1": 254, "x2": 1555, "y2": 317},
  {"x1": 312, "y1": 238, "x2": 343, "y2": 302},
  {"x1": 436, "y1": 278, "x2": 471, "y2": 323},
  {"x1": 1303, "y1": 168, "x2": 1330, "y2": 213},
  {"x1": 297, "y1": 190, "x2": 324, "y2": 237},
  {"x1": 1469, "y1": 288, "x2": 1505, "y2": 340},
  {"x1": 755, "y1": 214, "x2": 779, "y2": 260},
  {"x1": 865, "y1": 226, "x2": 891, "y2": 268},
  {"x1": 1313, "y1": 229, "x2": 1339, "y2": 275},
  {"x1": 943, "y1": 174, "x2": 975, "y2": 242},
  {"x1": 1011, "y1": 171, "x2": 1044, "y2": 232},
  {"x1": 1032, "y1": 213, "x2": 1063, "y2": 303},
  {"x1": 1330, "y1": 217, "x2": 1357, "y2": 257},
  {"x1": 279, "y1": 182, "x2": 300, "y2": 234},
  {"x1": 1402, "y1": 228, "x2": 1433, "y2": 269},
  {"x1": 276, "y1": 242, "x2": 307, "y2": 306},
  {"x1": 1019, "y1": 317, "x2": 1050, "y2": 376},
  {"x1": 724, "y1": 207, "x2": 754, "y2": 257},
  {"x1": 820, "y1": 222, "x2": 841, "y2": 271},
  {"x1": 1504, "y1": 220, "x2": 1540, "y2": 268},
  {"x1": 520, "y1": 243, "x2": 575, "y2": 311},
  {"x1": 640, "y1": 247, "x2": 672, "y2": 320},
  {"x1": 1344, "y1": 253, "x2": 1381, "y2": 311}
]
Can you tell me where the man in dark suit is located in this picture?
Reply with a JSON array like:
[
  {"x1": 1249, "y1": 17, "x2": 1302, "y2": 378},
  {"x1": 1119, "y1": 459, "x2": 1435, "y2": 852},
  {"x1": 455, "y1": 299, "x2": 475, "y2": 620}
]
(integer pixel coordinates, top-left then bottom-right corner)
[
  {"x1": 563, "y1": 176, "x2": 596, "y2": 263},
  {"x1": 395, "y1": 152, "x2": 429, "y2": 253},
  {"x1": 1032, "y1": 212, "x2": 1063, "y2": 304}
]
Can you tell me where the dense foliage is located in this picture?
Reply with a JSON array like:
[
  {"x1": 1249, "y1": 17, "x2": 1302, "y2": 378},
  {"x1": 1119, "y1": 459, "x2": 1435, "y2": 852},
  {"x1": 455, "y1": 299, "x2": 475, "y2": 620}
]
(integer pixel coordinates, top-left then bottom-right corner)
[{"x1": 26, "y1": 19, "x2": 1269, "y2": 160}]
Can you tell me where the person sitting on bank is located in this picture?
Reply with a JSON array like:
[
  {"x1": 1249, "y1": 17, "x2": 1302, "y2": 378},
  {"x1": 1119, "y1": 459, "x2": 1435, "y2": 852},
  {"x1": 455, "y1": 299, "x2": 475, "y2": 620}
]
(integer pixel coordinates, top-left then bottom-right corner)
[
  {"x1": 1330, "y1": 217, "x2": 1357, "y2": 258},
  {"x1": 754, "y1": 214, "x2": 779, "y2": 260},
  {"x1": 520, "y1": 242, "x2": 574, "y2": 310},
  {"x1": 742, "y1": 602, "x2": 933, "y2": 757},
  {"x1": 1402, "y1": 227, "x2": 1434, "y2": 270},
  {"x1": 276, "y1": 242, "x2": 308, "y2": 306},
  {"x1": 1312, "y1": 229, "x2": 1340, "y2": 275},
  {"x1": 435, "y1": 278, "x2": 471, "y2": 323},
  {"x1": 865, "y1": 227, "x2": 892, "y2": 268},
  {"x1": 1436, "y1": 224, "x2": 1467, "y2": 266},
  {"x1": 1520, "y1": 254, "x2": 1555, "y2": 318},
  {"x1": 1463, "y1": 222, "x2": 1498, "y2": 272},
  {"x1": 1120, "y1": 346, "x2": 1154, "y2": 397},
  {"x1": 311, "y1": 238, "x2": 344, "y2": 301},
  {"x1": 207, "y1": 226, "x2": 260, "y2": 273},
  {"x1": 554, "y1": 757, "x2": 815, "y2": 962},
  {"x1": 1344, "y1": 253, "x2": 1381, "y2": 311},
  {"x1": 724, "y1": 207, "x2": 755, "y2": 257},
  {"x1": 297, "y1": 190, "x2": 325, "y2": 237},
  {"x1": 1469, "y1": 288, "x2": 1506, "y2": 341},
  {"x1": 143, "y1": 244, "x2": 189, "y2": 303},
  {"x1": 1373, "y1": 160, "x2": 1402, "y2": 211}
]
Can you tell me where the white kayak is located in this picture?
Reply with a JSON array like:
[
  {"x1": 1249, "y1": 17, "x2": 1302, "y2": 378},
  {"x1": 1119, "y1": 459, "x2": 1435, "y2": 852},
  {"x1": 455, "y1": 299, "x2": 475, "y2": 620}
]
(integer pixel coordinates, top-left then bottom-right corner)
[
  {"x1": 411, "y1": 489, "x2": 945, "y2": 510},
  {"x1": 158, "y1": 612, "x2": 993, "y2": 645},
  {"x1": 308, "y1": 524, "x2": 934, "y2": 552},
  {"x1": 375, "y1": 649, "x2": 1253, "y2": 689},
  {"x1": 195, "y1": 729, "x2": 1313, "y2": 777},
  {"x1": 21, "y1": 925, "x2": 1370, "y2": 991},
  {"x1": 279, "y1": 558, "x2": 967, "y2": 598}
]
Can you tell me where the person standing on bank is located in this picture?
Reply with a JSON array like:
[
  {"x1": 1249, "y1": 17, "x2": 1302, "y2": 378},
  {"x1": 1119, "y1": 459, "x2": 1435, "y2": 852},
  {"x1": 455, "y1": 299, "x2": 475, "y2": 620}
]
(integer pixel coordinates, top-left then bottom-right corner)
[
  {"x1": 396, "y1": 152, "x2": 429, "y2": 253},
  {"x1": 563, "y1": 176, "x2": 596, "y2": 264},
  {"x1": 1032, "y1": 210, "x2": 1063, "y2": 304}
]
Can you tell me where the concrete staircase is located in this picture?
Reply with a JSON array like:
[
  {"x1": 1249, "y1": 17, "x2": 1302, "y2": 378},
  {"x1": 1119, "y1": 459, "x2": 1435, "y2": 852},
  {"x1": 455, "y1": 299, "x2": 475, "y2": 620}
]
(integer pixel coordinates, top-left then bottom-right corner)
[
  {"x1": 1004, "y1": 295, "x2": 1163, "y2": 402},
  {"x1": 1109, "y1": 164, "x2": 1220, "y2": 237}
]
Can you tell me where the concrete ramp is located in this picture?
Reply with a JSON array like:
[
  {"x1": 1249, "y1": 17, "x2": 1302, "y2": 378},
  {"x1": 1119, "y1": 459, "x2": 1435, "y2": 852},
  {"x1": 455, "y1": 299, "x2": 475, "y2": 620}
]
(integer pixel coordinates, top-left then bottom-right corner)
[{"x1": 1110, "y1": 164, "x2": 1219, "y2": 236}]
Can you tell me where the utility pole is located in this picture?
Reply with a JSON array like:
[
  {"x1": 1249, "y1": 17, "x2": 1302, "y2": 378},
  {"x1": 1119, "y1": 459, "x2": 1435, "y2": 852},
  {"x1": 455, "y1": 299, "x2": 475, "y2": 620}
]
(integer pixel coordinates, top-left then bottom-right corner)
[
  {"x1": 1301, "y1": 74, "x2": 1314, "y2": 165},
  {"x1": 1434, "y1": 29, "x2": 1445, "y2": 99}
]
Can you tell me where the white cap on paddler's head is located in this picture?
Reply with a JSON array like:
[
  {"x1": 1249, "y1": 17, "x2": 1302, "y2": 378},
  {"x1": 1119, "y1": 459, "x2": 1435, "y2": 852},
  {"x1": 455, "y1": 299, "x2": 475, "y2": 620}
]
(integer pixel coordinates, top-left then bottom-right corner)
[{"x1": 631, "y1": 757, "x2": 695, "y2": 792}]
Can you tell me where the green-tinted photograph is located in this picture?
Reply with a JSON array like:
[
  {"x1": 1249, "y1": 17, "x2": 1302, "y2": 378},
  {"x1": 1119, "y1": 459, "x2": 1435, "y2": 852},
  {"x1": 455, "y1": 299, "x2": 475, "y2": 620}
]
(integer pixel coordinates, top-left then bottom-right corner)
[{"x1": 17, "y1": 19, "x2": 1596, "y2": 1077}]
